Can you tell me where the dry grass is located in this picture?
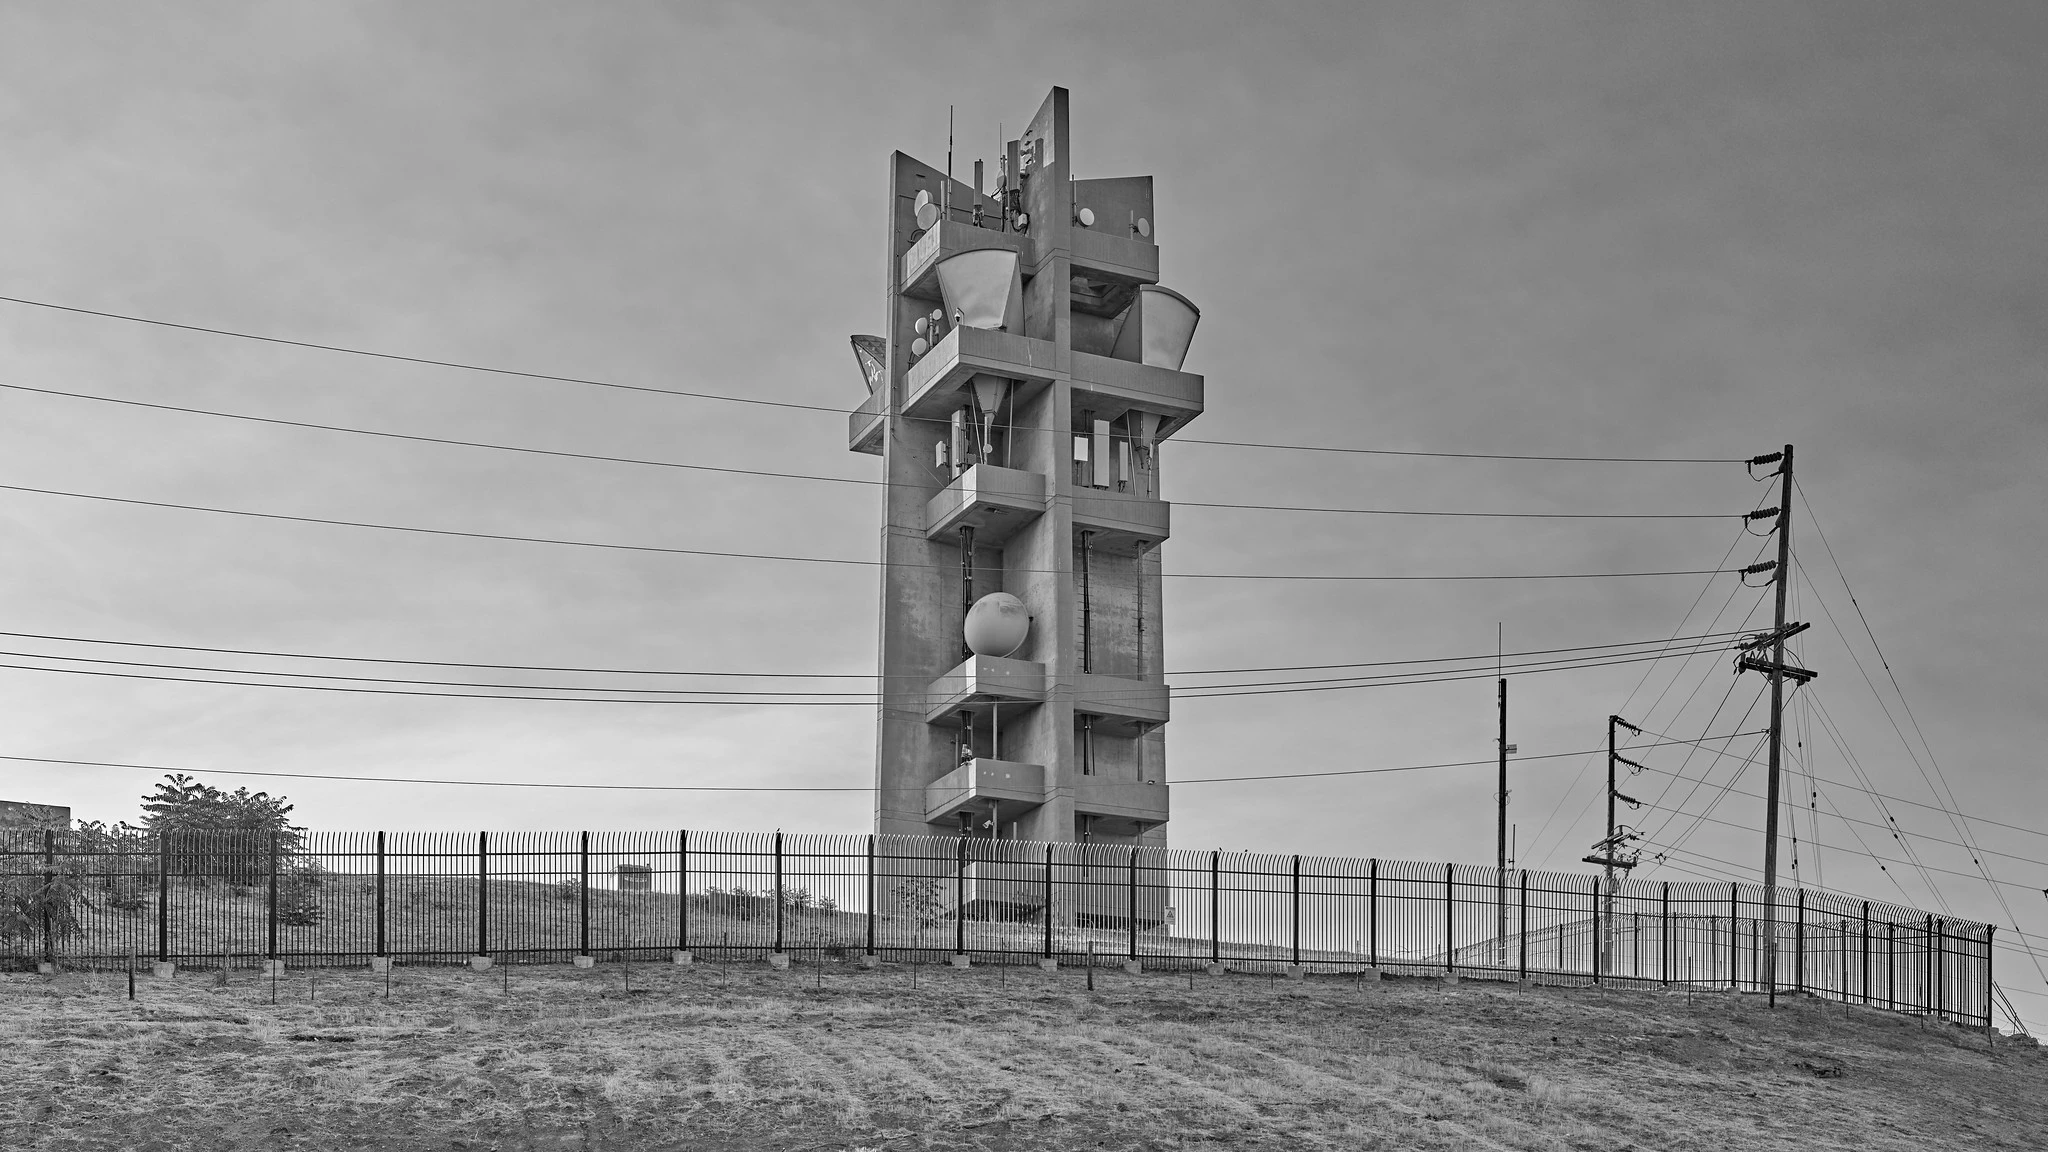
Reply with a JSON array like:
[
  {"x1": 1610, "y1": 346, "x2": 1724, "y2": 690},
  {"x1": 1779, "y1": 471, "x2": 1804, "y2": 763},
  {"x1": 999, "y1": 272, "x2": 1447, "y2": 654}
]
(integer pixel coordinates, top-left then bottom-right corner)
[{"x1": 3, "y1": 960, "x2": 2042, "y2": 1150}]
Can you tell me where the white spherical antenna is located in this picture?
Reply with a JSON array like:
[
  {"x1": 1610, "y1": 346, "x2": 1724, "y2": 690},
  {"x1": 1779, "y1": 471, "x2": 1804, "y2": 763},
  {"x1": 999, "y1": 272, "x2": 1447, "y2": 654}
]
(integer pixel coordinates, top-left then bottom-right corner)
[
  {"x1": 1076, "y1": 207, "x2": 1095, "y2": 227},
  {"x1": 963, "y1": 592, "x2": 1030, "y2": 658}
]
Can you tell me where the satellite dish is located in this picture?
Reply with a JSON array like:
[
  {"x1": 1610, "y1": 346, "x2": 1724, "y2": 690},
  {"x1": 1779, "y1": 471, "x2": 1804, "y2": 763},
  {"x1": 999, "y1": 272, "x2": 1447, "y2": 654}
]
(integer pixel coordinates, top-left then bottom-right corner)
[
  {"x1": 1136, "y1": 217, "x2": 1151, "y2": 239},
  {"x1": 910, "y1": 337, "x2": 929, "y2": 358},
  {"x1": 1076, "y1": 207, "x2": 1095, "y2": 227},
  {"x1": 913, "y1": 317, "x2": 929, "y2": 338},
  {"x1": 913, "y1": 189, "x2": 939, "y2": 230},
  {"x1": 964, "y1": 593, "x2": 1030, "y2": 658}
]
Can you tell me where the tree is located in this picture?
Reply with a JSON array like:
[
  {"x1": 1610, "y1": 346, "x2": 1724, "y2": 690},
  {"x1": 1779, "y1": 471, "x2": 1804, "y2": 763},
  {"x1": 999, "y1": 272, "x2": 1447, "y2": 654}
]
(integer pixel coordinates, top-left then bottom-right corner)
[{"x1": 140, "y1": 774, "x2": 307, "y2": 886}]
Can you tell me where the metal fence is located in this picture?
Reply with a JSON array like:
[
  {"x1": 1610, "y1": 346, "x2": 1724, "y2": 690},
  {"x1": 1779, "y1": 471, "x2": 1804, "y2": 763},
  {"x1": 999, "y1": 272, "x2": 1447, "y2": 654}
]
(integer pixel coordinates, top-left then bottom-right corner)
[{"x1": 0, "y1": 827, "x2": 1994, "y2": 1027}]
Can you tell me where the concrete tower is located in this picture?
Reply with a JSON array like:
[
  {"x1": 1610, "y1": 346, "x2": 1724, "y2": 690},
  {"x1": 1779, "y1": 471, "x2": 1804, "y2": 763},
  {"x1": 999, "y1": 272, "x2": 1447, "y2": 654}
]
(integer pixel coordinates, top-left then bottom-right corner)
[{"x1": 847, "y1": 89, "x2": 1204, "y2": 863}]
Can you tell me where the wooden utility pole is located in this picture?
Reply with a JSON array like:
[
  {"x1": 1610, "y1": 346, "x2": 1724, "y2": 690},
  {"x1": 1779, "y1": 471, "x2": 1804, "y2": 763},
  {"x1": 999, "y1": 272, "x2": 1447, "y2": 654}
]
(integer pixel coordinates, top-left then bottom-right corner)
[
  {"x1": 1735, "y1": 445, "x2": 1814, "y2": 1008},
  {"x1": 1496, "y1": 676, "x2": 1509, "y2": 965},
  {"x1": 1762, "y1": 444, "x2": 1794, "y2": 1005}
]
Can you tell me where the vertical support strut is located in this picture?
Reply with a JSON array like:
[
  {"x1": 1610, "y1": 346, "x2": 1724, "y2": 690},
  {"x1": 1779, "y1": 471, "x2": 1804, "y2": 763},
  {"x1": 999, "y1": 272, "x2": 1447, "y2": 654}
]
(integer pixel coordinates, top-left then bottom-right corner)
[
  {"x1": 157, "y1": 832, "x2": 171, "y2": 963},
  {"x1": 774, "y1": 830, "x2": 786, "y2": 956},
  {"x1": 680, "y1": 829, "x2": 690, "y2": 953},
  {"x1": 1445, "y1": 862, "x2": 1455, "y2": 973},
  {"x1": 266, "y1": 831, "x2": 279, "y2": 963},
  {"x1": 864, "y1": 833, "x2": 876, "y2": 958},
  {"x1": 1291, "y1": 855, "x2": 1302, "y2": 967},
  {"x1": 1127, "y1": 846, "x2": 1139, "y2": 962},
  {"x1": 1209, "y1": 849, "x2": 1220, "y2": 964},
  {"x1": 477, "y1": 831, "x2": 489, "y2": 959},
  {"x1": 1368, "y1": 859, "x2": 1378, "y2": 967},
  {"x1": 579, "y1": 831, "x2": 591, "y2": 960},
  {"x1": 373, "y1": 831, "x2": 386, "y2": 960},
  {"x1": 954, "y1": 834, "x2": 966, "y2": 957},
  {"x1": 1043, "y1": 841, "x2": 1055, "y2": 959}
]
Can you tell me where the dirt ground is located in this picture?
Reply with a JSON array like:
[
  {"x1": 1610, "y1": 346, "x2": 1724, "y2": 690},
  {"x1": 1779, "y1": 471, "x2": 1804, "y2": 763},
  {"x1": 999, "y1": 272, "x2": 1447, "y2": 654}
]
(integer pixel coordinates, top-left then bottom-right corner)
[{"x1": 3, "y1": 957, "x2": 2041, "y2": 1150}]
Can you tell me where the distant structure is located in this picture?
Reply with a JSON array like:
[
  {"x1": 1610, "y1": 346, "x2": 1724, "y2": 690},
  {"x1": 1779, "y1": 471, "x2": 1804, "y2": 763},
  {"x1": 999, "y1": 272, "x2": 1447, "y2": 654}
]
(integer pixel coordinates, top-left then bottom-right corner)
[
  {"x1": 847, "y1": 88, "x2": 1203, "y2": 863},
  {"x1": 0, "y1": 800, "x2": 71, "y2": 831}
]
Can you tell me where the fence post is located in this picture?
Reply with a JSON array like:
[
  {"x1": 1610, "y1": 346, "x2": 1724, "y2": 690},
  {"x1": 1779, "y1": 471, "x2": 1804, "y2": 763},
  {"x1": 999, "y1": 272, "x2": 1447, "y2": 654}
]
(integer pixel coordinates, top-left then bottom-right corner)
[
  {"x1": 1043, "y1": 841, "x2": 1054, "y2": 959},
  {"x1": 1590, "y1": 874, "x2": 1601, "y2": 984},
  {"x1": 1860, "y1": 901, "x2": 1869, "y2": 1005},
  {"x1": 156, "y1": 832, "x2": 170, "y2": 962},
  {"x1": 580, "y1": 831, "x2": 592, "y2": 960},
  {"x1": 952, "y1": 834, "x2": 965, "y2": 957},
  {"x1": 1445, "y1": 863, "x2": 1455, "y2": 973},
  {"x1": 1368, "y1": 859, "x2": 1378, "y2": 967},
  {"x1": 1729, "y1": 883, "x2": 1739, "y2": 989},
  {"x1": 1661, "y1": 882, "x2": 1670, "y2": 986},
  {"x1": 42, "y1": 829, "x2": 56, "y2": 964},
  {"x1": 1208, "y1": 849, "x2": 1219, "y2": 965},
  {"x1": 1517, "y1": 870, "x2": 1528, "y2": 980},
  {"x1": 1794, "y1": 889, "x2": 1805, "y2": 994},
  {"x1": 1128, "y1": 846, "x2": 1139, "y2": 962},
  {"x1": 1921, "y1": 914, "x2": 1932, "y2": 1015},
  {"x1": 1291, "y1": 855, "x2": 1302, "y2": 967},
  {"x1": 374, "y1": 831, "x2": 386, "y2": 959},
  {"x1": 867, "y1": 834, "x2": 878, "y2": 958},
  {"x1": 774, "y1": 831, "x2": 787, "y2": 956},
  {"x1": 478, "y1": 831, "x2": 489, "y2": 959},
  {"x1": 1887, "y1": 921, "x2": 1896, "y2": 1011},
  {"x1": 266, "y1": 831, "x2": 279, "y2": 963},
  {"x1": 680, "y1": 829, "x2": 690, "y2": 953},
  {"x1": 1934, "y1": 916, "x2": 1945, "y2": 1019},
  {"x1": 1983, "y1": 925, "x2": 1996, "y2": 1032}
]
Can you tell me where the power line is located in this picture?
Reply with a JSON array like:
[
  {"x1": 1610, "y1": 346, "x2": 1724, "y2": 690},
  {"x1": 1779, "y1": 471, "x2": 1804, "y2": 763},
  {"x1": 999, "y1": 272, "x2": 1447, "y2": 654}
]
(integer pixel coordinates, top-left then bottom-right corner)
[
  {"x1": 0, "y1": 734, "x2": 1766, "y2": 793},
  {"x1": 0, "y1": 377, "x2": 1740, "y2": 521},
  {"x1": 0, "y1": 641, "x2": 1745, "y2": 705},
  {"x1": 0, "y1": 625, "x2": 1753, "y2": 680},
  {"x1": 0, "y1": 294, "x2": 1747, "y2": 464},
  {"x1": 0, "y1": 480, "x2": 1742, "y2": 583},
  {"x1": 0, "y1": 627, "x2": 1749, "y2": 685}
]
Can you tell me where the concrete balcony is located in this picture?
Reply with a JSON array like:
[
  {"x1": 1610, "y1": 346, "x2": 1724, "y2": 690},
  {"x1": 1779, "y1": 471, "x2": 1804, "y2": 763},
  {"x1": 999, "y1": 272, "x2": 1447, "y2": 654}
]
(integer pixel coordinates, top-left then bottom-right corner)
[
  {"x1": 848, "y1": 388, "x2": 886, "y2": 455},
  {"x1": 924, "y1": 758, "x2": 1047, "y2": 824},
  {"x1": 1069, "y1": 351, "x2": 1203, "y2": 437},
  {"x1": 903, "y1": 325, "x2": 1059, "y2": 421},
  {"x1": 1073, "y1": 488, "x2": 1170, "y2": 550},
  {"x1": 926, "y1": 464, "x2": 1047, "y2": 546},
  {"x1": 924, "y1": 655, "x2": 1048, "y2": 724},
  {"x1": 1075, "y1": 672, "x2": 1169, "y2": 737},
  {"x1": 1071, "y1": 776, "x2": 1171, "y2": 829},
  {"x1": 1070, "y1": 227, "x2": 1158, "y2": 288},
  {"x1": 901, "y1": 221, "x2": 1027, "y2": 304}
]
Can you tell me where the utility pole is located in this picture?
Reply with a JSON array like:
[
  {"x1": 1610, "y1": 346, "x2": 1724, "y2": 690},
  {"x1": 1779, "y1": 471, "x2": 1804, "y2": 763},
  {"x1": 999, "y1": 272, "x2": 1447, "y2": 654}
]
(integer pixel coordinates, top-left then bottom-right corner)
[
  {"x1": 1735, "y1": 445, "x2": 1815, "y2": 1008},
  {"x1": 1585, "y1": 715, "x2": 1642, "y2": 971},
  {"x1": 1496, "y1": 676, "x2": 1511, "y2": 966}
]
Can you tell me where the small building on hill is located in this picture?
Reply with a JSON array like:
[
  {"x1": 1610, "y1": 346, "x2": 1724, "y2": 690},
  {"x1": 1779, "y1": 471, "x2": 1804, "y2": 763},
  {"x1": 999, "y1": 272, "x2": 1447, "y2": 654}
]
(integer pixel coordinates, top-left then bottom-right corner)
[{"x1": 0, "y1": 800, "x2": 71, "y2": 831}]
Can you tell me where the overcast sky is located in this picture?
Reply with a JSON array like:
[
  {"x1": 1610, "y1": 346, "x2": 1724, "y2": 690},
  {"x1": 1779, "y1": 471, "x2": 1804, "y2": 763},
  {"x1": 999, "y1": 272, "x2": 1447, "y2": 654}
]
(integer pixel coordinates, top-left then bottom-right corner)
[{"x1": 1, "y1": 1, "x2": 2042, "y2": 1026}]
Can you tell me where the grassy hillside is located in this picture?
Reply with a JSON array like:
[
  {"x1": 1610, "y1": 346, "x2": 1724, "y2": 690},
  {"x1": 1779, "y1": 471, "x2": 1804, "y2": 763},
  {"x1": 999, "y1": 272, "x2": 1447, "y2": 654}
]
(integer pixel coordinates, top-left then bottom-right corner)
[{"x1": 4, "y1": 959, "x2": 2040, "y2": 1150}]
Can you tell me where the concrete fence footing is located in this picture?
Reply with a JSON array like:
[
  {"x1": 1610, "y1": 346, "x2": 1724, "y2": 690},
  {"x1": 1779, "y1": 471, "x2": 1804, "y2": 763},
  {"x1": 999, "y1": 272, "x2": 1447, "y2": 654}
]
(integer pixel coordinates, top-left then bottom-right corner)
[
  {"x1": 671, "y1": 951, "x2": 693, "y2": 966},
  {"x1": 152, "y1": 961, "x2": 177, "y2": 979},
  {"x1": 261, "y1": 959, "x2": 286, "y2": 978},
  {"x1": 1122, "y1": 960, "x2": 1142, "y2": 976},
  {"x1": 948, "y1": 954, "x2": 971, "y2": 969},
  {"x1": 1038, "y1": 958, "x2": 1058, "y2": 972},
  {"x1": 765, "y1": 953, "x2": 790, "y2": 970},
  {"x1": 368, "y1": 957, "x2": 390, "y2": 975},
  {"x1": 1284, "y1": 965, "x2": 1306, "y2": 980},
  {"x1": 36, "y1": 961, "x2": 57, "y2": 975},
  {"x1": 572, "y1": 955, "x2": 595, "y2": 970},
  {"x1": 858, "y1": 953, "x2": 880, "y2": 969},
  {"x1": 469, "y1": 956, "x2": 493, "y2": 972},
  {"x1": 1205, "y1": 963, "x2": 1227, "y2": 977}
]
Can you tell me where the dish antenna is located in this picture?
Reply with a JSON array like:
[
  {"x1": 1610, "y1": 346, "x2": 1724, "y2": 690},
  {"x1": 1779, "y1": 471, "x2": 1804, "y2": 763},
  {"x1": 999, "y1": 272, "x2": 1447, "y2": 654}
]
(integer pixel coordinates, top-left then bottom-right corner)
[{"x1": 913, "y1": 188, "x2": 939, "y2": 231}]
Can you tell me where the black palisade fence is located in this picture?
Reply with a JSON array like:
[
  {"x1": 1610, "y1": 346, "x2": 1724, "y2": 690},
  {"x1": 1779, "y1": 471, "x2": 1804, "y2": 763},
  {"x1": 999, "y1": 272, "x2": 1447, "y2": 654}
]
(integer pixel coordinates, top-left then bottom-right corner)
[{"x1": 0, "y1": 828, "x2": 1996, "y2": 1028}]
